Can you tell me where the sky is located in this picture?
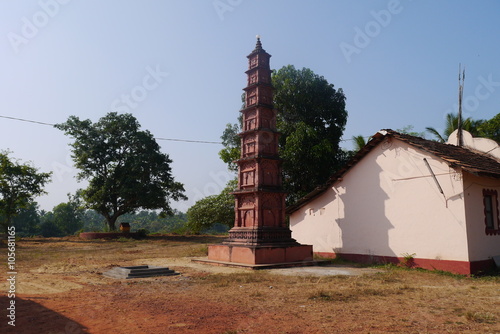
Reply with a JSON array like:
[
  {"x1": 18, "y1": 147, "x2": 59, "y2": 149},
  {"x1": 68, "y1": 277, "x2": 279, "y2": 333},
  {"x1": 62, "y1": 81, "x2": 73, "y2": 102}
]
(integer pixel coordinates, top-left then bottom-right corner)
[{"x1": 1, "y1": 0, "x2": 500, "y2": 213}]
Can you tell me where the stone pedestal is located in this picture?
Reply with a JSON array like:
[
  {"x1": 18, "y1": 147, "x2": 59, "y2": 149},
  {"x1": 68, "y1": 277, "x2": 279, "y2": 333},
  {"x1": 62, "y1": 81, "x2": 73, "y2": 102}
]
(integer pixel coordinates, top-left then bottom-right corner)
[{"x1": 208, "y1": 244, "x2": 313, "y2": 265}]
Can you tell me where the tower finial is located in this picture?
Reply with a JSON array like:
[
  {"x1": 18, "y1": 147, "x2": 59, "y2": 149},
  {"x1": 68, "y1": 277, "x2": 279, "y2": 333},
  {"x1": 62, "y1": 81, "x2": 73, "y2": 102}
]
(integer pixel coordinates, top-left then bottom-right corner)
[{"x1": 254, "y1": 35, "x2": 262, "y2": 51}]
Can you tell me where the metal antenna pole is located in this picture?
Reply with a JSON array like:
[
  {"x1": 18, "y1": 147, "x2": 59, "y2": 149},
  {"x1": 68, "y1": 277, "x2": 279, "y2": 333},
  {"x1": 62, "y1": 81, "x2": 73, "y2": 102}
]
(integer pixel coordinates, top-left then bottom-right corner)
[{"x1": 457, "y1": 64, "x2": 465, "y2": 146}]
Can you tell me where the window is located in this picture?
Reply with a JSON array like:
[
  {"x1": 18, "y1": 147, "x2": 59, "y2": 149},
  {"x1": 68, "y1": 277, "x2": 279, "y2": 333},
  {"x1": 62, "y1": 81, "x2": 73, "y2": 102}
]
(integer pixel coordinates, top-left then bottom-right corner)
[{"x1": 483, "y1": 189, "x2": 499, "y2": 235}]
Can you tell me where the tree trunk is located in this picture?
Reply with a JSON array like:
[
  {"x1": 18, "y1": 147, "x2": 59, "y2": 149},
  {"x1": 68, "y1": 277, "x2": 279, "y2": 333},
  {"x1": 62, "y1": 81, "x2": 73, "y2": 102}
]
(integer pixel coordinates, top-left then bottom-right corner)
[
  {"x1": 2, "y1": 216, "x2": 12, "y2": 234},
  {"x1": 107, "y1": 216, "x2": 118, "y2": 231}
]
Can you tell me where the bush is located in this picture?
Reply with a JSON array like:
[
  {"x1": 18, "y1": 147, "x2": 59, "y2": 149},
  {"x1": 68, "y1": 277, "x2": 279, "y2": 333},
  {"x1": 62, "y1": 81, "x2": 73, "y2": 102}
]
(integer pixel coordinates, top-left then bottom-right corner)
[{"x1": 135, "y1": 228, "x2": 149, "y2": 238}]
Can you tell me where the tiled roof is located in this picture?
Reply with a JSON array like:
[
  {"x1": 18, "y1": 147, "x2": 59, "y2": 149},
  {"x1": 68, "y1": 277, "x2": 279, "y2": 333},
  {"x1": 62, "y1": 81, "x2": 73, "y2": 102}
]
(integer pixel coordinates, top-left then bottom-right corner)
[
  {"x1": 383, "y1": 129, "x2": 500, "y2": 179},
  {"x1": 286, "y1": 129, "x2": 500, "y2": 214}
]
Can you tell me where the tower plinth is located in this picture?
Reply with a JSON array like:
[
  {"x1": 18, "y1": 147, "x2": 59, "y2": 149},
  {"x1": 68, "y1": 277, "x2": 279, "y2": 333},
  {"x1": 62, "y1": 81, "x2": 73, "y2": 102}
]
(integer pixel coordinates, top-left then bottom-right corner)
[{"x1": 205, "y1": 37, "x2": 313, "y2": 266}]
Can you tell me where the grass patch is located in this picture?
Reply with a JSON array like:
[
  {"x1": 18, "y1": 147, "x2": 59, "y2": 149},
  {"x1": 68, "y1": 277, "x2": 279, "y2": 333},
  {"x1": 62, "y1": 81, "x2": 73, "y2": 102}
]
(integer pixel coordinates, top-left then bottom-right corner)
[
  {"x1": 201, "y1": 272, "x2": 271, "y2": 287},
  {"x1": 183, "y1": 245, "x2": 208, "y2": 257},
  {"x1": 465, "y1": 311, "x2": 497, "y2": 324},
  {"x1": 309, "y1": 290, "x2": 358, "y2": 302}
]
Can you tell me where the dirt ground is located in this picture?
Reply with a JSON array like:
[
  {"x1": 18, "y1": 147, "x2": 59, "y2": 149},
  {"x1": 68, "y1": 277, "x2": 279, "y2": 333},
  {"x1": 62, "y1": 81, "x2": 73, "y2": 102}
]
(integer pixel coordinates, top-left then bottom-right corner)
[{"x1": 1, "y1": 236, "x2": 499, "y2": 334}]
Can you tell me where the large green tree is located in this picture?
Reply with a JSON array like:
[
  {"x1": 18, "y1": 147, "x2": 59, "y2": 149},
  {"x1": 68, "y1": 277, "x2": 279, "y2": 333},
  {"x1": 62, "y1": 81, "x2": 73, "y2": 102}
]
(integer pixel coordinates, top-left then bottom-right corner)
[
  {"x1": 219, "y1": 65, "x2": 348, "y2": 204},
  {"x1": 11, "y1": 201, "x2": 41, "y2": 237},
  {"x1": 0, "y1": 151, "x2": 51, "y2": 233},
  {"x1": 39, "y1": 211, "x2": 64, "y2": 237},
  {"x1": 51, "y1": 194, "x2": 85, "y2": 235},
  {"x1": 55, "y1": 112, "x2": 187, "y2": 231}
]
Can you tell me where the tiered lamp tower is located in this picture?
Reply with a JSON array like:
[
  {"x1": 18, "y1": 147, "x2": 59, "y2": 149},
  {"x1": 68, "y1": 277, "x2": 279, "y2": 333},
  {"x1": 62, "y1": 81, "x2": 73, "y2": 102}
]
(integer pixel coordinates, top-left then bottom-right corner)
[{"x1": 207, "y1": 37, "x2": 313, "y2": 266}]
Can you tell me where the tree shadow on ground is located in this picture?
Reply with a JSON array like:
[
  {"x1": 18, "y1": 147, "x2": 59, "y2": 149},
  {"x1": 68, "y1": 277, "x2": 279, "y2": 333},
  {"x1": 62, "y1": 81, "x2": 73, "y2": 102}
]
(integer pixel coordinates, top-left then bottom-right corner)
[{"x1": 0, "y1": 296, "x2": 89, "y2": 334}]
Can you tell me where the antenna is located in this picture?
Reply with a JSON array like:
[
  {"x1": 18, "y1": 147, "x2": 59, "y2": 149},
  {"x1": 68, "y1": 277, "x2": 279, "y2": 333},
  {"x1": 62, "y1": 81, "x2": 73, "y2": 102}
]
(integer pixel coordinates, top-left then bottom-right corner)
[{"x1": 457, "y1": 64, "x2": 465, "y2": 146}]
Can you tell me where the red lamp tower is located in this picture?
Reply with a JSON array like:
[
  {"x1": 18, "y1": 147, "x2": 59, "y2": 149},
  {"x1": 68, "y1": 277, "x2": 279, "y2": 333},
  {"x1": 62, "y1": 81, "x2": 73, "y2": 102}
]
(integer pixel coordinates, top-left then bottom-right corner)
[{"x1": 207, "y1": 37, "x2": 312, "y2": 266}]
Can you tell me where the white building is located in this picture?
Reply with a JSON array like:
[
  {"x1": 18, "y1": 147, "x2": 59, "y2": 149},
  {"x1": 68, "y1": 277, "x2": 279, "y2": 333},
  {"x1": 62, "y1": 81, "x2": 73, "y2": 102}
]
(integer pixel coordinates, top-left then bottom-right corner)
[{"x1": 288, "y1": 130, "x2": 500, "y2": 274}]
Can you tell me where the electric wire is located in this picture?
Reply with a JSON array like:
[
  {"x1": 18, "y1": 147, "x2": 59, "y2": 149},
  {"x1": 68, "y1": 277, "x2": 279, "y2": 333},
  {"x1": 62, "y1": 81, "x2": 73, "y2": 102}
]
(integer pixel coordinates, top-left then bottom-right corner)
[
  {"x1": 0, "y1": 114, "x2": 367, "y2": 144},
  {"x1": 0, "y1": 115, "x2": 223, "y2": 144}
]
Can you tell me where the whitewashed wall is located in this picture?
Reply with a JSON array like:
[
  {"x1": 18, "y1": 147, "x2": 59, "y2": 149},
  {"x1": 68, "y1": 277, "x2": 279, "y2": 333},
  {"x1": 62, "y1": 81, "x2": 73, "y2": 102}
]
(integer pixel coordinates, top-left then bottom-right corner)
[{"x1": 290, "y1": 138, "x2": 470, "y2": 262}]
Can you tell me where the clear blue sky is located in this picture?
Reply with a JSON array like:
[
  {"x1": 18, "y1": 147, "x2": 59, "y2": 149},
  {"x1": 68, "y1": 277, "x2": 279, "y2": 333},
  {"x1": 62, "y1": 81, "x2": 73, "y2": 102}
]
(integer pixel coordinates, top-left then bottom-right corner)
[{"x1": 1, "y1": 0, "x2": 499, "y2": 212}]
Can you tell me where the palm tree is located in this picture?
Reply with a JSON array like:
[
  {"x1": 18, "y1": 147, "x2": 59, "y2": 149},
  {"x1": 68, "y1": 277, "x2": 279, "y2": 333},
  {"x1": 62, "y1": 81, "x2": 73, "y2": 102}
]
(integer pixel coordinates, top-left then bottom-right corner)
[
  {"x1": 352, "y1": 135, "x2": 369, "y2": 151},
  {"x1": 425, "y1": 113, "x2": 480, "y2": 143}
]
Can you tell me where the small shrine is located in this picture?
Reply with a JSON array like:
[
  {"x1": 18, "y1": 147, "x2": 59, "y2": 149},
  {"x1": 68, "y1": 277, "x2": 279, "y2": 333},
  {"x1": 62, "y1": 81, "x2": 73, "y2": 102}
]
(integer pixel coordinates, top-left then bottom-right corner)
[{"x1": 205, "y1": 37, "x2": 313, "y2": 267}]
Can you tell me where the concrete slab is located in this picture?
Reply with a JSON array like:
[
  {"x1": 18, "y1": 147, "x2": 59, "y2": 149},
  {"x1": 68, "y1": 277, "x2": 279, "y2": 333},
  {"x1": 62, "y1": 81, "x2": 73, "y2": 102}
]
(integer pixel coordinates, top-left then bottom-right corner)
[
  {"x1": 265, "y1": 264, "x2": 383, "y2": 276},
  {"x1": 191, "y1": 258, "x2": 382, "y2": 276}
]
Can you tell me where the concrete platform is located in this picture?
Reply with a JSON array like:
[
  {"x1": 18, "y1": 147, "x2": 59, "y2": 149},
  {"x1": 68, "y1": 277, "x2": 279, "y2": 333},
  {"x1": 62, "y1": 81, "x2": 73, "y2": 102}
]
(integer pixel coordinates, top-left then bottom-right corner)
[{"x1": 207, "y1": 243, "x2": 313, "y2": 265}]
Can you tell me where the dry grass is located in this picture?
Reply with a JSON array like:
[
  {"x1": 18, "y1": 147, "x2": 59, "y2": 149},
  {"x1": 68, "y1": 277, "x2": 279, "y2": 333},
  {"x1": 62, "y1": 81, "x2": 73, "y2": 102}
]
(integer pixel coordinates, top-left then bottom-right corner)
[{"x1": 3, "y1": 235, "x2": 500, "y2": 333}]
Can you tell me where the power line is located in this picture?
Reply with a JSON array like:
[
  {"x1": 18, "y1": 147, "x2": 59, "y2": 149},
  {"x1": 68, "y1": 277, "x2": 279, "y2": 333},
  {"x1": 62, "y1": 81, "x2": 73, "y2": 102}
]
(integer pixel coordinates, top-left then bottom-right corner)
[
  {"x1": 155, "y1": 137, "x2": 221, "y2": 144},
  {"x1": 0, "y1": 114, "x2": 222, "y2": 144},
  {"x1": 0, "y1": 115, "x2": 55, "y2": 126},
  {"x1": 340, "y1": 136, "x2": 371, "y2": 142},
  {"x1": 0, "y1": 114, "x2": 370, "y2": 145}
]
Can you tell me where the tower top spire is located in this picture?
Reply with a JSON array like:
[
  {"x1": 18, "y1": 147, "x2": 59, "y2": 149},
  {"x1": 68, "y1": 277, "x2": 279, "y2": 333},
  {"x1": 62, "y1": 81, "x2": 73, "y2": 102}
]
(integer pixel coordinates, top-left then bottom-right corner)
[
  {"x1": 253, "y1": 34, "x2": 264, "y2": 53},
  {"x1": 248, "y1": 35, "x2": 270, "y2": 59}
]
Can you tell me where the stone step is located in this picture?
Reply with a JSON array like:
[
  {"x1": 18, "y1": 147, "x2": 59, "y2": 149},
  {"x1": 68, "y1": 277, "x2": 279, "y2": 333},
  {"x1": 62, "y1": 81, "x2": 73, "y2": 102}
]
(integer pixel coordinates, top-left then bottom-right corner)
[
  {"x1": 103, "y1": 265, "x2": 179, "y2": 279},
  {"x1": 127, "y1": 269, "x2": 177, "y2": 277}
]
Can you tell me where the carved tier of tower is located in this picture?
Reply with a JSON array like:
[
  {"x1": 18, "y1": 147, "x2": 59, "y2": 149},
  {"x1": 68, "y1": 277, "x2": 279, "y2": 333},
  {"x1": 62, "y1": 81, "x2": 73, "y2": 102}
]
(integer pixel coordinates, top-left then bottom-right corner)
[{"x1": 205, "y1": 37, "x2": 312, "y2": 266}]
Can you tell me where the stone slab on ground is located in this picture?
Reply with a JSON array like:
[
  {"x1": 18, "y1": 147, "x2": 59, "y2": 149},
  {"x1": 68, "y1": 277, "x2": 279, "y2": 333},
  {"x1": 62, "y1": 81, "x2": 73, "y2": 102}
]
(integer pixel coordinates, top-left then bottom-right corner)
[
  {"x1": 265, "y1": 264, "x2": 384, "y2": 276},
  {"x1": 191, "y1": 258, "x2": 382, "y2": 276},
  {"x1": 103, "y1": 265, "x2": 179, "y2": 279}
]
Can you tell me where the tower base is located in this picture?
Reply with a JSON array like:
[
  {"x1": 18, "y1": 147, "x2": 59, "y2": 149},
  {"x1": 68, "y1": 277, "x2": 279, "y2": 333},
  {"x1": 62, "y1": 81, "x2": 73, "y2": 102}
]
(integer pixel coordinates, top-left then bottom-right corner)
[{"x1": 206, "y1": 243, "x2": 313, "y2": 265}]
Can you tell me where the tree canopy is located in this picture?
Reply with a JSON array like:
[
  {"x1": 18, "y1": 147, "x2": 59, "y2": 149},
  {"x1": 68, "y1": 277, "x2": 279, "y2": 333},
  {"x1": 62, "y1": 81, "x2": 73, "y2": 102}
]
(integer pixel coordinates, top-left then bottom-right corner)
[
  {"x1": 352, "y1": 135, "x2": 368, "y2": 152},
  {"x1": 0, "y1": 151, "x2": 51, "y2": 232},
  {"x1": 477, "y1": 112, "x2": 500, "y2": 143},
  {"x1": 425, "y1": 113, "x2": 481, "y2": 143},
  {"x1": 10, "y1": 201, "x2": 41, "y2": 237},
  {"x1": 426, "y1": 112, "x2": 500, "y2": 144},
  {"x1": 49, "y1": 194, "x2": 85, "y2": 236},
  {"x1": 55, "y1": 112, "x2": 187, "y2": 231},
  {"x1": 186, "y1": 179, "x2": 236, "y2": 233},
  {"x1": 219, "y1": 65, "x2": 348, "y2": 204}
]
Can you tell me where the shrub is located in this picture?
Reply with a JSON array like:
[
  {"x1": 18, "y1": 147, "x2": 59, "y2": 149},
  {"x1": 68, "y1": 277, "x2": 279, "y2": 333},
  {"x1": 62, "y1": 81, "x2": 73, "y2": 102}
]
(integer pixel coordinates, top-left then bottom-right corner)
[{"x1": 135, "y1": 228, "x2": 149, "y2": 238}]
